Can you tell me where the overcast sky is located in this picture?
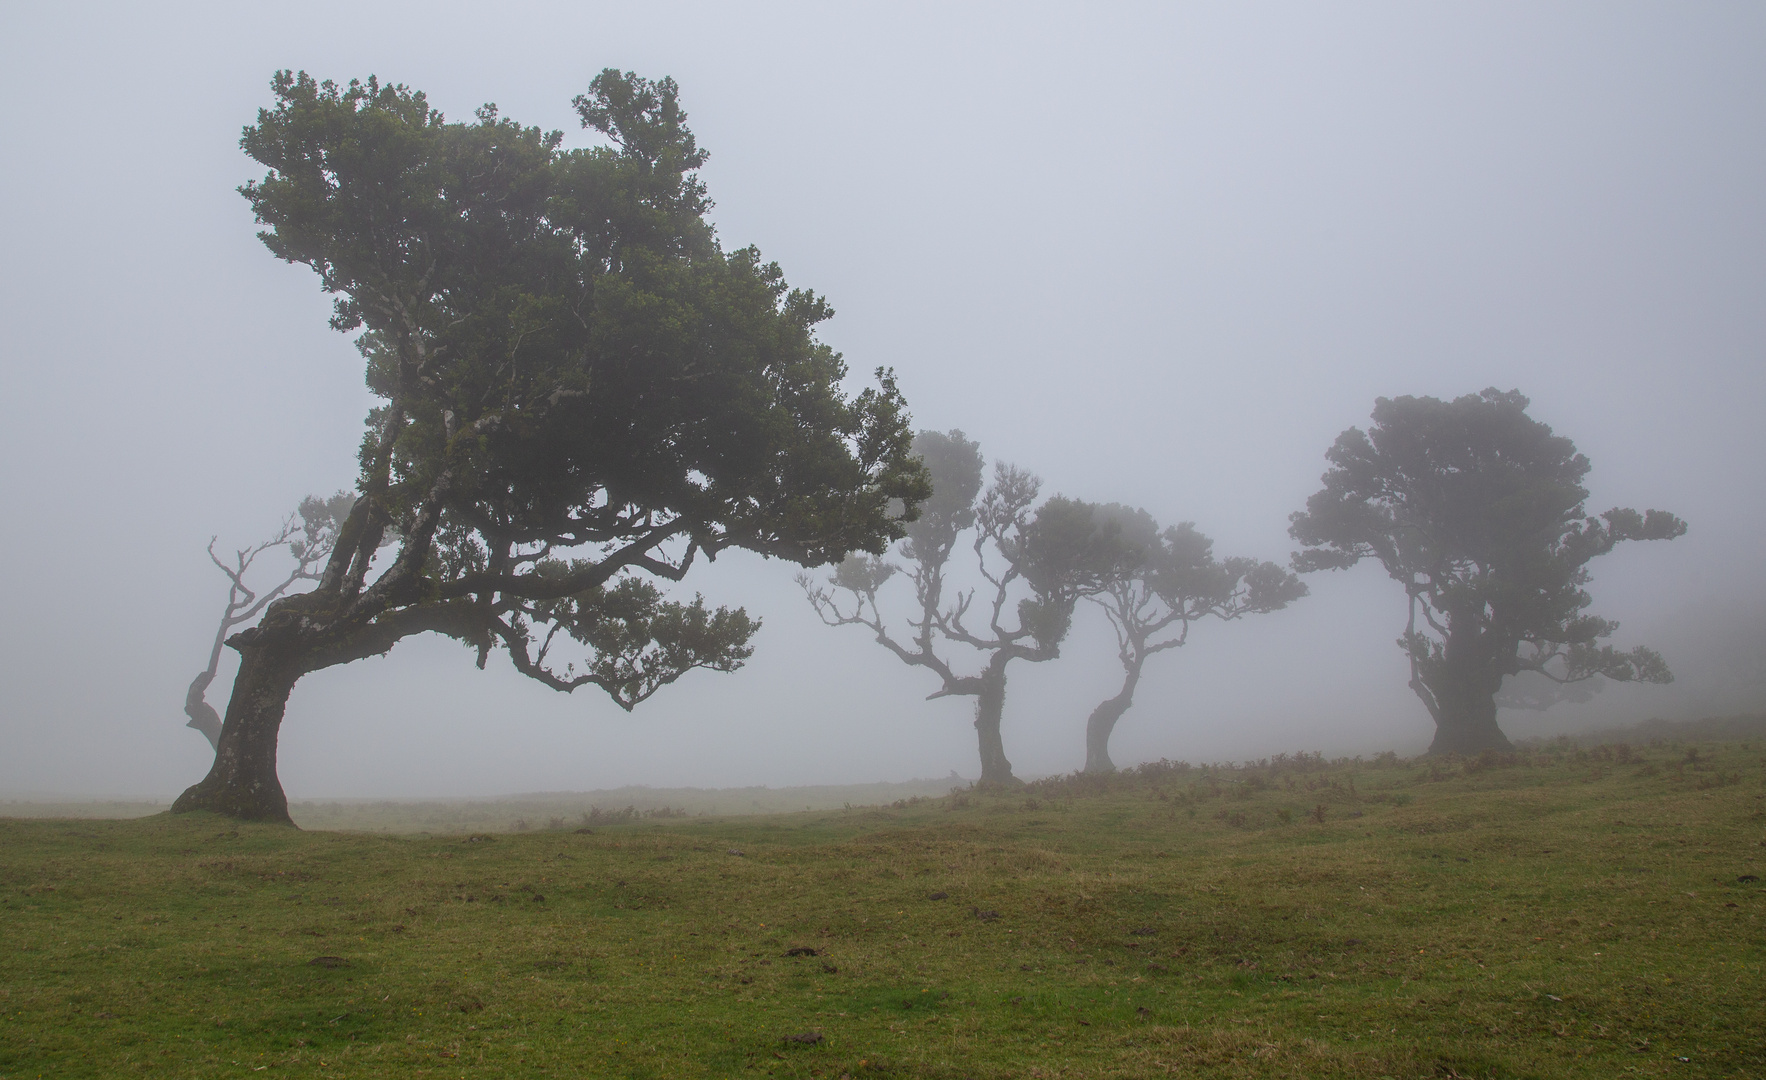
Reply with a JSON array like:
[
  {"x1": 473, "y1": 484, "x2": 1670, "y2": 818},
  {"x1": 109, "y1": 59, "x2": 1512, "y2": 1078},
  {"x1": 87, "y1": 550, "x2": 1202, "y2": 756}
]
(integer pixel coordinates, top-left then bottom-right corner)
[{"x1": 2, "y1": 2, "x2": 1762, "y2": 799}]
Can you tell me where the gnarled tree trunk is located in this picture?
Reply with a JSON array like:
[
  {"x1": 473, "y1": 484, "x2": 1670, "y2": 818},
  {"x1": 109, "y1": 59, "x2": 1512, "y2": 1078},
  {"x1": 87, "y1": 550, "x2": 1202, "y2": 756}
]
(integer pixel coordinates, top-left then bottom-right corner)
[
  {"x1": 1419, "y1": 639, "x2": 1514, "y2": 755},
  {"x1": 1083, "y1": 665, "x2": 1142, "y2": 774},
  {"x1": 1406, "y1": 614, "x2": 1518, "y2": 756},
  {"x1": 171, "y1": 624, "x2": 309, "y2": 825},
  {"x1": 973, "y1": 655, "x2": 1015, "y2": 785}
]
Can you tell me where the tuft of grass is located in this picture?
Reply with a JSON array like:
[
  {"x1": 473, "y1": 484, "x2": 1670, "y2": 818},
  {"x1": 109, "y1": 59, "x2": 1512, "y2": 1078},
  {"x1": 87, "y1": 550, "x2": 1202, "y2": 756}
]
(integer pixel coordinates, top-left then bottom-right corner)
[{"x1": 2, "y1": 740, "x2": 1763, "y2": 1077}]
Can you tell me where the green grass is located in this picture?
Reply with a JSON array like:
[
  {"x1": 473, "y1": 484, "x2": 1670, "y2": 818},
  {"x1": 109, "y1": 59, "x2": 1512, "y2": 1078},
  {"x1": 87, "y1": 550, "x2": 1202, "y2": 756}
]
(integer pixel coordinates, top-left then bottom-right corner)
[{"x1": 3, "y1": 739, "x2": 1763, "y2": 1078}]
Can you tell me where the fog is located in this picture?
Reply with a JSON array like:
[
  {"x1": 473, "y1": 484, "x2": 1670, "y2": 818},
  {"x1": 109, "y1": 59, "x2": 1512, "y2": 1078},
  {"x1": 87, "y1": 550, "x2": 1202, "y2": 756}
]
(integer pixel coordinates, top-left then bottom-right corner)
[{"x1": 2, "y1": 2, "x2": 1762, "y2": 800}]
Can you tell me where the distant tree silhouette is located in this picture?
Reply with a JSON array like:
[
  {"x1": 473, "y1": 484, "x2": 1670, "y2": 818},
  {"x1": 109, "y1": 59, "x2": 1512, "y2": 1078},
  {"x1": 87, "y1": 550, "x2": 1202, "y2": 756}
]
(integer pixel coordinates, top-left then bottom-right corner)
[
  {"x1": 1077, "y1": 505, "x2": 1305, "y2": 773},
  {"x1": 1290, "y1": 389, "x2": 1685, "y2": 754},
  {"x1": 801, "y1": 431, "x2": 1119, "y2": 784}
]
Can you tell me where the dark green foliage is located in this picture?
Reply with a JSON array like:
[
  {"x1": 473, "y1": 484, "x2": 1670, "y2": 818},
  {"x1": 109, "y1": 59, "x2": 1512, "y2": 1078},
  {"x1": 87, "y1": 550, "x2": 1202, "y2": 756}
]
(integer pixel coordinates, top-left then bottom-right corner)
[
  {"x1": 242, "y1": 70, "x2": 923, "y2": 571},
  {"x1": 1290, "y1": 389, "x2": 1685, "y2": 754},
  {"x1": 527, "y1": 574, "x2": 758, "y2": 709}
]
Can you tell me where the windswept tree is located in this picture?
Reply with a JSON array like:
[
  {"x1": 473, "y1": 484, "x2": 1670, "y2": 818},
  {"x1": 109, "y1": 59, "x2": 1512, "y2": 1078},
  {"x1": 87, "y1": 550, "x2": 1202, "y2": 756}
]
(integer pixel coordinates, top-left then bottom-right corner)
[
  {"x1": 185, "y1": 493, "x2": 357, "y2": 751},
  {"x1": 1078, "y1": 506, "x2": 1305, "y2": 773},
  {"x1": 173, "y1": 70, "x2": 928, "y2": 823},
  {"x1": 800, "y1": 430, "x2": 1118, "y2": 783},
  {"x1": 1289, "y1": 389, "x2": 1685, "y2": 754}
]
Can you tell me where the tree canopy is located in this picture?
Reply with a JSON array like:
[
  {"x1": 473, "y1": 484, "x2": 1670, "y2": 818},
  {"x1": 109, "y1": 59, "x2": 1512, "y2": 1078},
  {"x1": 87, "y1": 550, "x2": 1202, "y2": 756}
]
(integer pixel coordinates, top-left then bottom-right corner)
[
  {"x1": 174, "y1": 70, "x2": 928, "y2": 823},
  {"x1": 1289, "y1": 389, "x2": 1684, "y2": 754}
]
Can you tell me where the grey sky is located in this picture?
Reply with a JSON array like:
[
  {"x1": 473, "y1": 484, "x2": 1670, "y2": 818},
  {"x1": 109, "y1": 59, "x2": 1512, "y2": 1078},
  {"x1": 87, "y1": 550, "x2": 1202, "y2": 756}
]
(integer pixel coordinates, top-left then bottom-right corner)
[{"x1": 2, "y1": 2, "x2": 1761, "y2": 799}]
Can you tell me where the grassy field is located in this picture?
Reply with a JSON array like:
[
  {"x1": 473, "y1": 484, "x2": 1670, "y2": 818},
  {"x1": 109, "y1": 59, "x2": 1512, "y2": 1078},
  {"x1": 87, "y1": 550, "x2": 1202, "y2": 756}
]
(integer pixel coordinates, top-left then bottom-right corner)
[{"x1": 2, "y1": 738, "x2": 1762, "y2": 1079}]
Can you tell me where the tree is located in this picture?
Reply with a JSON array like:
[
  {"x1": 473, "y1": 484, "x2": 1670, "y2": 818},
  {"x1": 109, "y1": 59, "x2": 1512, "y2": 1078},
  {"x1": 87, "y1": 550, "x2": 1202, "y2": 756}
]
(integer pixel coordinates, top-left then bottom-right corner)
[
  {"x1": 172, "y1": 70, "x2": 928, "y2": 823},
  {"x1": 1078, "y1": 505, "x2": 1305, "y2": 773},
  {"x1": 1492, "y1": 668, "x2": 1603, "y2": 714},
  {"x1": 1289, "y1": 389, "x2": 1685, "y2": 754},
  {"x1": 800, "y1": 430, "x2": 1117, "y2": 783},
  {"x1": 185, "y1": 493, "x2": 356, "y2": 751}
]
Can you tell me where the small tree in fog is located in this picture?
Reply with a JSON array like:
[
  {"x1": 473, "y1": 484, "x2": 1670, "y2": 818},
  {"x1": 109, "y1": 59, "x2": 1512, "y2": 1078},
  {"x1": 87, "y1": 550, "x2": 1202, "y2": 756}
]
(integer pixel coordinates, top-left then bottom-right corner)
[
  {"x1": 1289, "y1": 389, "x2": 1685, "y2": 755},
  {"x1": 1078, "y1": 505, "x2": 1305, "y2": 773},
  {"x1": 184, "y1": 493, "x2": 356, "y2": 751},
  {"x1": 800, "y1": 430, "x2": 1119, "y2": 784}
]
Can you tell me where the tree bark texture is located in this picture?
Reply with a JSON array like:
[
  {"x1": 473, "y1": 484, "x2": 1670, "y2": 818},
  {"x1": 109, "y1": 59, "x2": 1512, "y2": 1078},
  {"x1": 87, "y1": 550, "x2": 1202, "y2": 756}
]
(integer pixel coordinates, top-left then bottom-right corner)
[
  {"x1": 1083, "y1": 665, "x2": 1142, "y2": 774},
  {"x1": 170, "y1": 635, "x2": 305, "y2": 824},
  {"x1": 973, "y1": 655, "x2": 1016, "y2": 785}
]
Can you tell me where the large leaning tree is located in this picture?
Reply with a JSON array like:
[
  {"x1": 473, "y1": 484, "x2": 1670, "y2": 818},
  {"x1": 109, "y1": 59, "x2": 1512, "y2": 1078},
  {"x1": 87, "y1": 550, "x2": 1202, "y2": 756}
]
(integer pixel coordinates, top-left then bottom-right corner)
[
  {"x1": 185, "y1": 493, "x2": 357, "y2": 751},
  {"x1": 173, "y1": 70, "x2": 928, "y2": 823},
  {"x1": 800, "y1": 430, "x2": 1120, "y2": 783},
  {"x1": 1289, "y1": 389, "x2": 1685, "y2": 755},
  {"x1": 1079, "y1": 505, "x2": 1305, "y2": 773}
]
